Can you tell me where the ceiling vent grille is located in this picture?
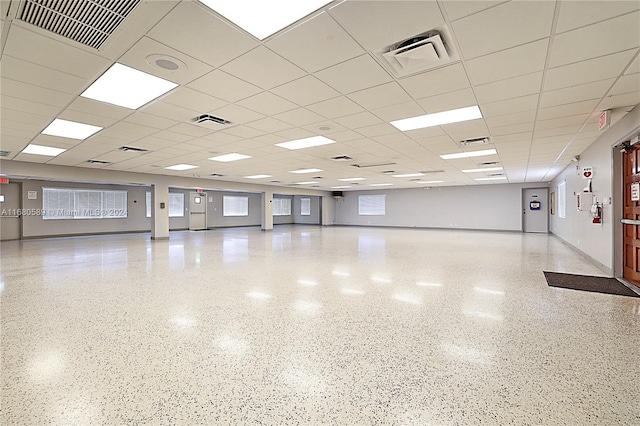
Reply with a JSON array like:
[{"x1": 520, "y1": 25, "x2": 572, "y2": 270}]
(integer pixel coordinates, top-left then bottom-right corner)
[
  {"x1": 460, "y1": 137, "x2": 489, "y2": 147},
  {"x1": 87, "y1": 159, "x2": 112, "y2": 165},
  {"x1": 0, "y1": 151, "x2": 10, "y2": 157},
  {"x1": 331, "y1": 155, "x2": 353, "y2": 162},
  {"x1": 119, "y1": 146, "x2": 148, "y2": 153},
  {"x1": 419, "y1": 169, "x2": 445, "y2": 174},
  {"x1": 17, "y1": 0, "x2": 141, "y2": 49},
  {"x1": 352, "y1": 161, "x2": 396, "y2": 168},
  {"x1": 192, "y1": 114, "x2": 234, "y2": 131},
  {"x1": 374, "y1": 26, "x2": 459, "y2": 78}
]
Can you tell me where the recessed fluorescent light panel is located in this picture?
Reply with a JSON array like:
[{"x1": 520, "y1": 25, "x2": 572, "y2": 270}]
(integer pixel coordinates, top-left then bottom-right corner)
[
  {"x1": 81, "y1": 63, "x2": 178, "y2": 109},
  {"x1": 462, "y1": 167, "x2": 503, "y2": 173},
  {"x1": 440, "y1": 149, "x2": 497, "y2": 160},
  {"x1": 199, "y1": 0, "x2": 332, "y2": 40},
  {"x1": 244, "y1": 174, "x2": 272, "y2": 179},
  {"x1": 290, "y1": 168, "x2": 323, "y2": 174},
  {"x1": 475, "y1": 177, "x2": 507, "y2": 181},
  {"x1": 294, "y1": 181, "x2": 318, "y2": 185},
  {"x1": 338, "y1": 178, "x2": 366, "y2": 181},
  {"x1": 416, "y1": 180, "x2": 444, "y2": 184},
  {"x1": 391, "y1": 105, "x2": 482, "y2": 131},
  {"x1": 42, "y1": 119, "x2": 103, "y2": 140},
  {"x1": 22, "y1": 144, "x2": 67, "y2": 156},
  {"x1": 209, "y1": 153, "x2": 252, "y2": 162},
  {"x1": 165, "y1": 164, "x2": 199, "y2": 171},
  {"x1": 332, "y1": 186, "x2": 351, "y2": 189},
  {"x1": 370, "y1": 183, "x2": 393, "y2": 187},
  {"x1": 275, "y1": 136, "x2": 335, "y2": 150},
  {"x1": 392, "y1": 173, "x2": 424, "y2": 178}
]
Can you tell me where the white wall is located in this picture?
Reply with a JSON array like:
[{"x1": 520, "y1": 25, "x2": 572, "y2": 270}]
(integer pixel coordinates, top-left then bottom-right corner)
[
  {"x1": 335, "y1": 183, "x2": 548, "y2": 231},
  {"x1": 550, "y1": 105, "x2": 640, "y2": 273}
]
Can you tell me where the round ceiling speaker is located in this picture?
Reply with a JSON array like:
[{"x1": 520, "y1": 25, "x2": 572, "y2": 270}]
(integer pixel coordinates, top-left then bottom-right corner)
[{"x1": 146, "y1": 54, "x2": 187, "y2": 72}]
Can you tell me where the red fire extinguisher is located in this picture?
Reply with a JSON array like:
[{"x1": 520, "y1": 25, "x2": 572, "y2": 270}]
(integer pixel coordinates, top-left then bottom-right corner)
[{"x1": 591, "y1": 202, "x2": 602, "y2": 224}]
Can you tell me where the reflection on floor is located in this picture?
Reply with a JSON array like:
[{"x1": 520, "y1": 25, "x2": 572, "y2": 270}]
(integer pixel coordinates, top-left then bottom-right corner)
[{"x1": 1, "y1": 226, "x2": 639, "y2": 424}]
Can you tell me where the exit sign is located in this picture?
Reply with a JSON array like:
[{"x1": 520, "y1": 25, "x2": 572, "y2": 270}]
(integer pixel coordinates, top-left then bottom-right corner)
[
  {"x1": 0, "y1": 177, "x2": 9, "y2": 184},
  {"x1": 598, "y1": 110, "x2": 610, "y2": 130}
]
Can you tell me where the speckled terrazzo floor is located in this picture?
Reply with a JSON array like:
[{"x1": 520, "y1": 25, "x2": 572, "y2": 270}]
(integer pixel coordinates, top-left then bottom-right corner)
[{"x1": 1, "y1": 226, "x2": 639, "y2": 425}]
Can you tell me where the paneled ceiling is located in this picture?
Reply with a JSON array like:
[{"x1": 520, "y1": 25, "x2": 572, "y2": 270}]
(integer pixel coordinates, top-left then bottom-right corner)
[{"x1": 1, "y1": 0, "x2": 639, "y2": 190}]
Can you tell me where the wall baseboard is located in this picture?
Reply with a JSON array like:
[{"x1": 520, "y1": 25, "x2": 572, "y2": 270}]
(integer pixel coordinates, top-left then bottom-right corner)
[
  {"x1": 550, "y1": 232, "x2": 613, "y2": 276},
  {"x1": 333, "y1": 224, "x2": 523, "y2": 233}
]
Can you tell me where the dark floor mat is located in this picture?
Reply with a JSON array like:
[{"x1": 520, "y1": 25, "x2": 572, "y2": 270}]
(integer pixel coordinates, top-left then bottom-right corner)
[{"x1": 543, "y1": 271, "x2": 640, "y2": 297}]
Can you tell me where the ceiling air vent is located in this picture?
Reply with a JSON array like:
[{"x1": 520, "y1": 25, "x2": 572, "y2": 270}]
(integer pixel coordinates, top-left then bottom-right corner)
[
  {"x1": 331, "y1": 155, "x2": 353, "y2": 162},
  {"x1": 374, "y1": 26, "x2": 459, "y2": 78},
  {"x1": 0, "y1": 151, "x2": 10, "y2": 157},
  {"x1": 210, "y1": 173, "x2": 225, "y2": 177},
  {"x1": 480, "y1": 161, "x2": 500, "y2": 166},
  {"x1": 119, "y1": 146, "x2": 148, "y2": 153},
  {"x1": 192, "y1": 114, "x2": 234, "y2": 131},
  {"x1": 419, "y1": 169, "x2": 445, "y2": 174},
  {"x1": 17, "y1": 0, "x2": 141, "y2": 50},
  {"x1": 87, "y1": 159, "x2": 112, "y2": 165},
  {"x1": 352, "y1": 161, "x2": 396, "y2": 168},
  {"x1": 460, "y1": 137, "x2": 489, "y2": 147}
]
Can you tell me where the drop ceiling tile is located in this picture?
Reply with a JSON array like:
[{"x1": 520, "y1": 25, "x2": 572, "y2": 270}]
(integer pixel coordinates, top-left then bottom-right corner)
[
  {"x1": 325, "y1": 130, "x2": 363, "y2": 142},
  {"x1": 626, "y1": 54, "x2": 640, "y2": 75},
  {"x1": 200, "y1": 131, "x2": 242, "y2": 144},
  {"x1": 221, "y1": 126, "x2": 266, "y2": 139},
  {"x1": 168, "y1": 123, "x2": 214, "y2": 138},
  {"x1": 275, "y1": 128, "x2": 316, "y2": 140},
  {"x1": 399, "y1": 63, "x2": 470, "y2": 100},
  {"x1": 489, "y1": 122, "x2": 535, "y2": 137},
  {"x1": 328, "y1": 1, "x2": 444, "y2": 51},
  {"x1": 162, "y1": 87, "x2": 227, "y2": 114},
  {"x1": 372, "y1": 101, "x2": 426, "y2": 122},
  {"x1": 417, "y1": 88, "x2": 477, "y2": 114},
  {"x1": 119, "y1": 36, "x2": 213, "y2": 85},
  {"x1": 545, "y1": 50, "x2": 637, "y2": 91},
  {"x1": 357, "y1": 124, "x2": 398, "y2": 138},
  {"x1": 0, "y1": 95, "x2": 62, "y2": 118},
  {"x1": 1, "y1": 56, "x2": 87, "y2": 95},
  {"x1": 598, "y1": 92, "x2": 640, "y2": 110},
  {"x1": 188, "y1": 70, "x2": 262, "y2": 103},
  {"x1": 556, "y1": 1, "x2": 639, "y2": 33},
  {"x1": 267, "y1": 12, "x2": 364, "y2": 73},
  {"x1": 442, "y1": 1, "x2": 506, "y2": 21},
  {"x1": 609, "y1": 74, "x2": 640, "y2": 96},
  {"x1": 535, "y1": 114, "x2": 588, "y2": 131},
  {"x1": 124, "y1": 112, "x2": 179, "y2": 130},
  {"x1": 485, "y1": 110, "x2": 537, "y2": 128},
  {"x1": 99, "y1": 122, "x2": 159, "y2": 141},
  {"x1": 148, "y1": 1, "x2": 257, "y2": 67},
  {"x1": 452, "y1": 1, "x2": 554, "y2": 59},
  {"x1": 549, "y1": 12, "x2": 640, "y2": 68},
  {"x1": 307, "y1": 96, "x2": 364, "y2": 119},
  {"x1": 537, "y1": 99, "x2": 599, "y2": 121},
  {"x1": 443, "y1": 119, "x2": 490, "y2": 140},
  {"x1": 466, "y1": 39, "x2": 549, "y2": 86},
  {"x1": 58, "y1": 109, "x2": 118, "y2": 128},
  {"x1": 4, "y1": 25, "x2": 111, "y2": 79},
  {"x1": 142, "y1": 101, "x2": 202, "y2": 123},
  {"x1": 271, "y1": 76, "x2": 340, "y2": 106},
  {"x1": 0, "y1": 78, "x2": 74, "y2": 108},
  {"x1": 274, "y1": 108, "x2": 324, "y2": 126},
  {"x1": 475, "y1": 72, "x2": 543, "y2": 104},
  {"x1": 315, "y1": 55, "x2": 392, "y2": 94},
  {"x1": 540, "y1": 79, "x2": 616, "y2": 108},
  {"x1": 480, "y1": 94, "x2": 539, "y2": 117},
  {"x1": 237, "y1": 92, "x2": 298, "y2": 115},
  {"x1": 347, "y1": 82, "x2": 412, "y2": 110},
  {"x1": 247, "y1": 117, "x2": 294, "y2": 133},
  {"x1": 221, "y1": 46, "x2": 305, "y2": 90},
  {"x1": 534, "y1": 125, "x2": 579, "y2": 139},
  {"x1": 335, "y1": 111, "x2": 384, "y2": 129}
]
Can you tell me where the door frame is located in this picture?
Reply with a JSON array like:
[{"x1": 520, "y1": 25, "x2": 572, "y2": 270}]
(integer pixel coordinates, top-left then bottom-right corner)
[
  {"x1": 0, "y1": 181, "x2": 23, "y2": 241},
  {"x1": 521, "y1": 187, "x2": 549, "y2": 233},
  {"x1": 188, "y1": 191, "x2": 207, "y2": 231}
]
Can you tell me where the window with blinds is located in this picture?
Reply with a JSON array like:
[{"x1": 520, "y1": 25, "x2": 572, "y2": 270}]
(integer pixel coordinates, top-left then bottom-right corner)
[
  {"x1": 300, "y1": 198, "x2": 311, "y2": 216},
  {"x1": 168, "y1": 193, "x2": 184, "y2": 217},
  {"x1": 223, "y1": 196, "x2": 249, "y2": 216},
  {"x1": 358, "y1": 194, "x2": 385, "y2": 215},
  {"x1": 43, "y1": 187, "x2": 127, "y2": 219},
  {"x1": 273, "y1": 198, "x2": 291, "y2": 216}
]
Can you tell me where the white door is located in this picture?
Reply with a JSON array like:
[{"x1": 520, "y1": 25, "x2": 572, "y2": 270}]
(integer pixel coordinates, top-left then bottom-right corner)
[
  {"x1": 0, "y1": 183, "x2": 21, "y2": 241},
  {"x1": 523, "y1": 188, "x2": 549, "y2": 233},
  {"x1": 189, "y1": 192, "x2": 207, "y2": 230}
]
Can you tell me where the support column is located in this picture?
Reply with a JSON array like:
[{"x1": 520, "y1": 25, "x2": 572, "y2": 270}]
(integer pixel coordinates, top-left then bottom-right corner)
[
  {"x1": 261, "y1": 191, "x2": 273, "y2": 231},
  {"x1": 321, "y1": 195, "x2": 335, "y2": 226},
  {"x1": 151, "y1": 183, "x2": 169, "y2": 240}
]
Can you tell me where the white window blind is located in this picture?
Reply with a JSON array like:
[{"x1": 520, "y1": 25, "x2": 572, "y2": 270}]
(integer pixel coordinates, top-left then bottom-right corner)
[
  {"x1": 358, "y1": 194, "x2": 385, "y2": 216},
  {"x1": 301, "y1": 198, "x2": 311, "y2": 216},
  {"x1": 146, "y1": 191, "x2": 151, "y2": 218},
  {"x1": 43, "y1": 187, "x2": 127, "y2": 219},
  {"x1": 169, "y1": 193, "x2": 184, "y2": 217},
  {"x1": 273, "y1": 198, "x2": 291, "y2": 216},
  {"x1": 223, "y1": 196, "x2": 249, "y2": 216},
  {"x1": 558, "y1": 181, "x2": 566, "y2": 219}
]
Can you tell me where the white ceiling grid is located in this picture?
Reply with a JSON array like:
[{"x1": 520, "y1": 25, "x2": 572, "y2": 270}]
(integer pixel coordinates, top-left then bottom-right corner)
[{"x1": 0, "y1": 0, "x2": 639, "y2": 190}]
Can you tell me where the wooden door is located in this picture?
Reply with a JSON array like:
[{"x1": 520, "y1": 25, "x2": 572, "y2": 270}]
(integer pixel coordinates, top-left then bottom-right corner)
[{"x1": 623, "y1": 143, "x2": 640, "y2": 283}]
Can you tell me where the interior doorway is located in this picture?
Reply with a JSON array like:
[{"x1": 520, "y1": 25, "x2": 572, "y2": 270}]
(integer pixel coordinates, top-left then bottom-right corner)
[
  {"x1": 0, "y1": 182, "x2": 21, "y2": 241},
  {"x1": 522, "y1": 187, "x2": 549, "y2": 233},
  {"x1": 189, "y1": 192, "x2": 207, "y2": 231},
  {"x1": 621, "y1": 143, "x2": 640, "y2": 285}
]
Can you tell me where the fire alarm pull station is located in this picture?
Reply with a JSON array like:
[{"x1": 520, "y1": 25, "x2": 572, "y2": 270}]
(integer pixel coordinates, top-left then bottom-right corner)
[{"x1": 529, "y1": 201, "x2": 541, "y2": 210}]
